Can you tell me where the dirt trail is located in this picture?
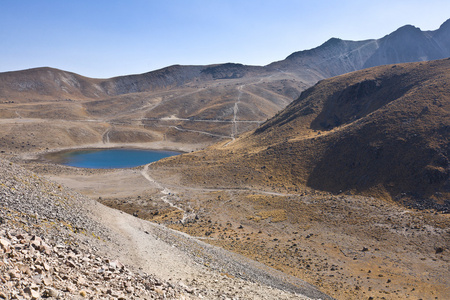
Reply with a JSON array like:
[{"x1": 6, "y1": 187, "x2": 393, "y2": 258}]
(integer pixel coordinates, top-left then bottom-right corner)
[
  {"x1": 169, "y1": 125, "x2": 231, "y2": 139},
  {"x1": 92, "y1": 201, "x2": 198, "y2": 280},
  {"x1": 231, "y1": 85, "x2": 245, "y2": 140},
  {"x1": 141, "y1": 163, "x2": 186, "y2": 212},
  {"x1": 128, "y1": 164, "x2": 333, "y2": 299},
  {"x1": 102, "y1": 126, "x2": 112, "y2": 144},
  {"x1": 143, "y1": 162, "x2": 297, "y2": 198},
  {"x1": 89, "y1": 200, "x2": 326, "y2": 299}
]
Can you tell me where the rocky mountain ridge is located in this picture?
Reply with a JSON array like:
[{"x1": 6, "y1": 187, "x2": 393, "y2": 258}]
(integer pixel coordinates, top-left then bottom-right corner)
[
  {"x1": 1, "y1": 19, "x2": 449, "y2": 103},
  {"x1": 268, "y1": 19, "x2": 450, "y2": 78},
  {"x1": 1, "y1": 19, "x2": 448, "y2": 152}
]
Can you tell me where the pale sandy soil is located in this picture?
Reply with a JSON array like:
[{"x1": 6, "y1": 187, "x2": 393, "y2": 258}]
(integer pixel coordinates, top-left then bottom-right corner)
[
  {"x1": 14, "y1": 150, "x2": 331, "y2": 299},
  {"x1": 87, "y1": 198, "x2": 329, "y2": 299}
]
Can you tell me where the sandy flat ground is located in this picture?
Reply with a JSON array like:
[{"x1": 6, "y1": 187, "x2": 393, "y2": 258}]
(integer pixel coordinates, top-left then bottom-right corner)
[{"x1": 45, "y1": 168, "x2": 154, "y2": 199}]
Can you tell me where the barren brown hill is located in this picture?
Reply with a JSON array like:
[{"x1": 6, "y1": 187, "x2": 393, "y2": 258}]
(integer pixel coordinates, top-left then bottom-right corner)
[
  {"x1": 1, "y1": 20, "x2": 449, "y2": 153},
  {"x1": 0, "y1": 63, "x2": 278, "y2": 103},
  {"x1": 154, "y1": 58, "x2": 450, "y2": 208},
  {"x1": 0, "y1": 65, "x2": 208, "y2": 101},
  {"x1": 4, "y1": 20, "x2": 450, "y2": 300},
  {"x1": 131, "y1": 59, "x2": 450, "y2": 299},
  {"x1": 0, "y1": 63, "x2": 304, "y2": 152},
  {"x1": 3, "y1": 19, "x2": 449, "y2": 103}
]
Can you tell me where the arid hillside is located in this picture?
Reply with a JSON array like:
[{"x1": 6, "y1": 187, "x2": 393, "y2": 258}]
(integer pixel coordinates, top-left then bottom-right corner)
[
  {"x1": 3, "y1": 22, "x2": 449, "y2": 300},
  {"x1": 2, "y1": 19, "x2": 449, "y2": 104},
  {"x1": 0, "y1": 64, "x2": 275, "y2": 103},
  {"x1": 3, "y1": 17, "x2": 450, "y2": 300},
  {"x1": 135, "y1": 58, "x2": 450, "y2": 300},
  {"x1": 1, "y1": 20, "x2": 449, "y2": 153},
  {"x1": 0, "y1": 64, "x2": 303, "y2": 152},
  {"x1": 1, "y1": 158, "x2": 328, "y2": 299},
  {"x1": 154, "y1": 58, "x2": 450, "y2": 207}
]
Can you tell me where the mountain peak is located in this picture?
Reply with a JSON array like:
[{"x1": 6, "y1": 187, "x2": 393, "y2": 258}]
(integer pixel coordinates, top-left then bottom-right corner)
[
  {"x1": 389, "y1": 24, "x2": 421, "y2": 37},
  {"x1": 322, "y1": 37, "x2": 343, "y2": 46},
  {"x1": 284, "y1": 37, "x2": 345, "y2": 61},
  {"x1": 437, "y1": 18, "x2": 450, "y2": 31}
]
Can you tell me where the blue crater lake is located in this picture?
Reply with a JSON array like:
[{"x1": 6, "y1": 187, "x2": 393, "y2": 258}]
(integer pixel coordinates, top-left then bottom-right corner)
[{"x1": 47, "y1": 148, "x2": 180, "y2": 169}]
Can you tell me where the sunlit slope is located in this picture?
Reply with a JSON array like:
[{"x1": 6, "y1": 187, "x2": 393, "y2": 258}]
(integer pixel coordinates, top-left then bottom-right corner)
[
  {"x1": 156, "y1": 59, "x2": 450, "y2": 206},
  {"x1": 0, "y1": 64, "x2": 302, "y2": 151},
  {"x1": 1, "y1": 19, "x2": 449, "y2": 152}
]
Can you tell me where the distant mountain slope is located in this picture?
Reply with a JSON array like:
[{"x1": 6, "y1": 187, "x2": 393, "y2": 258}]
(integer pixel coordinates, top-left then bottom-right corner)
[
  {"x1": 1, "y1": 19, "x2": 449, "y2": 103},
  {"x1": 268, "y1": 19, "x2": 450, "y2": 79},
  {"x1": 0, "y1": 19, "x2": 449, "y2": 152},
  {"x1": 155, "y1": 59, "x2": 450, "y2": 208},
  {"x1": 0, "y1": 67, "x2": 105, "y2": 101},
  {"x1": 0, "y1": 63, "x2": 270, "y2": 103},
  {"x1": 0, "y1": 65, "x2": 205, "y2": 101},
  {"x1": 364, "y1": 20, "x2": 450, "y2": 68}
]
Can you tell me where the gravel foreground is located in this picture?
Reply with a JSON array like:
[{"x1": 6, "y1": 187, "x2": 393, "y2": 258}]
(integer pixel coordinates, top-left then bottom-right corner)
[{"x1": 0, "y1": 158, "x2": 332, "y2": 299}]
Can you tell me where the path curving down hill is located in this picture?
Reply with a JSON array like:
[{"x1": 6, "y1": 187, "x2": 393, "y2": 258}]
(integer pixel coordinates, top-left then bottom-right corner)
[{"x1": 0, "y1": 158, "x2": 332, "y2": 299}]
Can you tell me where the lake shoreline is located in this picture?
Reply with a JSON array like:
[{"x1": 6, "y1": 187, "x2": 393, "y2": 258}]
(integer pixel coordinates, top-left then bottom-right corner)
[{"x1": 43, "y1": 148, "x2": 182, "y2": 169}]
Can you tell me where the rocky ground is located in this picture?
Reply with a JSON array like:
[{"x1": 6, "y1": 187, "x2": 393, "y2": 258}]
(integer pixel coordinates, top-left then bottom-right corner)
[
  {"x1": 0, "y1": 158, "x2": 327, "y2": 299},
  {"x1": 39, "y1": 158, "x2": 450, "y2": 300},
  {"x1": 0, "y1": 227, "x2": 185, "y2": 299},
  {"x1": 0, "y1": 158, "x2": 187, "y2": 299}
]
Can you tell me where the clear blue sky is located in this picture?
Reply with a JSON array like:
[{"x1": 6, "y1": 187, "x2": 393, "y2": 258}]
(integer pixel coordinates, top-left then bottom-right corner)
[{"x1": 1, "y1": 0, "x2": 449, "y2": 78}]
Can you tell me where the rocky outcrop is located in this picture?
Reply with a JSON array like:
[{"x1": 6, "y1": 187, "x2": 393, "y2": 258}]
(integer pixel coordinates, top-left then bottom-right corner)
[
  {"x1": 0, "y1": 159, "x2": 187, "y2": 299},
  {"x1": 200, "y1": 63, "x2": 265, "y2": 80},
  {"x1": 0, "y1": 159, "x2": 319, "y2": 299},
  {"x1": 0, "y1": 229, "x2": 184, "y2": 299}
]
